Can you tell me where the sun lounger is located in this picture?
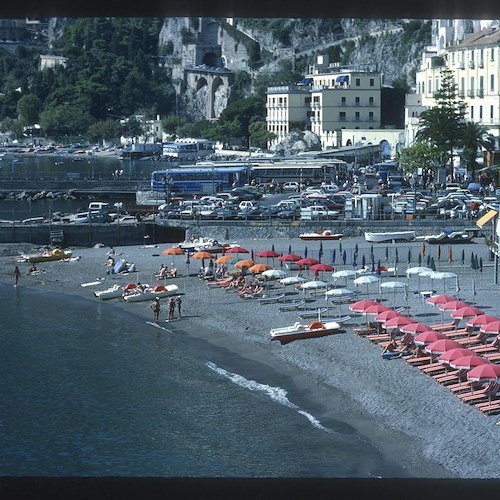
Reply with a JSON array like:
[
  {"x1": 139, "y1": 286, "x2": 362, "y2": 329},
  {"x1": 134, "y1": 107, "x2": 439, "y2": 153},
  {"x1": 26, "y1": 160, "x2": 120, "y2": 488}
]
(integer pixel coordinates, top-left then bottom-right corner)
[
  {"x1": 447, "y1": 380, "x2": 483, "y2": 394},
  {"x1": 418, "y1": 362, "x2": 447, "y2": 375},
  {"x1": 430, "y1": 320, "x2": 460, "y2": 332},
  {"x1": 404, "y1": 355, "x2": 433, "y2": 366},
  {"x1": 434, "y1": 371, "x2": 468, "y2": 386},
  {"x1": 257, "y1": 293, "x2": 286, "y2": 304},
  {"x1": 457, "y1": 381, "x2": 500, "y2": 404},
  {"x1": 278, "y1": 300, "x2": 306, "y2": 311},
  {"x1": 484, "y1": 352, "x2": 500, "y2": 362},
  {"x1": 476, "y1": 402, "x2": 500, "y2": 415},
  {"x1": 298, "y1": 308, "x2": 329, "y2": 319}
]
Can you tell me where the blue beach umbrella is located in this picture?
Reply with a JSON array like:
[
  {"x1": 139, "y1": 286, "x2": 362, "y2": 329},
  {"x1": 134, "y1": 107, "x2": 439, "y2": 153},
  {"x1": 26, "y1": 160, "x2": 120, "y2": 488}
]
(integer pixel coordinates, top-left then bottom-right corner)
[
  {"x1": 395, "y1": 248, "x2": 399, "y2": 264},
  {"x1": 332, "y1": 249, "x2": 336, "y2": 264},
  {"x1": 352, "y1": 254, "x2": 357, "y2": 268},
  {"x1": 376, "y1": 259, "x2": 381, "y2": 276},
  {"x1": 339, "y1": 241, "x2": 343, "y2": 253},
  {"x1": 361, "y1": 254, "x2": 366, "y2": 269},
  {"x1": 272, "y1": 243, "x2": 275, "y2": 252},
  {"x1": 288, "y1": 244, "x2": 292, "y2": 254},
  {"x1": 371, "y1": 254, "x2": 375, "y2": 273},
  {"x1": 304, "y1": 246, "x2": 308, "y2": 258},
  {"x1": 318, "y1": 242, "x2": 323, "y2": 262},
  {"x1": 342, "y1": 250, "x2": 347, "y2": 265}
]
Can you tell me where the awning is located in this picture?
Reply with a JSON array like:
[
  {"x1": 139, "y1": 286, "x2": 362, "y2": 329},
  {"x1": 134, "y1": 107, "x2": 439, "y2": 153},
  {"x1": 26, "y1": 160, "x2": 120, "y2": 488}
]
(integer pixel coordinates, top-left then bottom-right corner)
[
  {"x1": 300, "y1": 77, "x2": 313, "y2": 85},
  {"x1": 336, "y1": 75, "x2": 349, "y2": 83},
  {"x1": 476, "y1": 209, "x2": 498, "y2": 228}
]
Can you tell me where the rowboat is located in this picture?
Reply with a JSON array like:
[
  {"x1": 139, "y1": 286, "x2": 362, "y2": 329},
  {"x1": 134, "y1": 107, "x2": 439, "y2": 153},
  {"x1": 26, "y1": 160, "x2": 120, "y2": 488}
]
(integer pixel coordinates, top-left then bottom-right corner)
[
  {"x1": 123, "y1": 283, "x2": 183, "y2": 302},
  {"x1": 270, "y1": 320, "x2": 341, "y2": 343},
  {"x1": 20, "y1": 248, "x2": 73, "y2": 263},
  {"x1": 416, "y1": 230, "x2": 474, "y2": 244},
  {"x1": 299, "y1": 230, "x2": 343, "y2": 241},
  {"x1": 94, "y1": 284, "x2": 127, "y2": 300},
  {"x1": 364, "y1": 231, "x2": 416, "y2": 243}
]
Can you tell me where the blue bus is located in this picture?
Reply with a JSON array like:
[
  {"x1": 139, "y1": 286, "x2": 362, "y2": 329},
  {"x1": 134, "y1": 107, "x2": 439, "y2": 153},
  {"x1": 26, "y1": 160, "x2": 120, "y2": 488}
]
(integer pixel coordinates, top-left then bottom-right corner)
[
  {"x1": 151, "y1": 165, "x2": 252, "y2": 195},
  {"x1": 373, "y1": 160, "x2": 400, "y2": 183}
]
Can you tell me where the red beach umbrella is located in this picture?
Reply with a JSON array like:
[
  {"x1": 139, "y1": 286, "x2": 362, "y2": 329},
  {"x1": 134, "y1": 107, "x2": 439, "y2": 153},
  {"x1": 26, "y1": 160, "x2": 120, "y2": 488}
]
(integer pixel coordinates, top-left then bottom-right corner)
[
  {"x1": 467, "y1": 363, "x2": 500, "y2": 383},
  {"x1": 424, "y1": 338, "x2": 462, "y2": 355},
  {"x1": 278, "y1": 253, "x2": 302, "y2": 262},
  {"x1": 309, "y1": 263, "x2": 334, "y2": 272},
  {"x1": 381, "y1": 315, "x2": 413, "y2": 330},
  {"x1": 414, "y1": 330, "x2": 447, "y2": 346},
  {"x1": 296, "y1": 257, "x2": 319, "y2": 267},
  {"x1": 480, "y1": 321, "x2": 500, "y2": 335},
  {"x1": 400, "y1": 322, "x2": 433, "y2": 334},
  {"x1": 438, "y1": 347, "x2": 476, "y2": 365},
  {"x1": 349, "y1": 299, "x2": 379, "y2": 313},
  {"x1": 426, "y1": 294, "x2": 456, "y2": 306},
  {"x1": 466, "y1": 314, "x2": 498, "y2": 328},
  {"x1": 256, "y1": 250, "x2": 280, "y2": 258},
  {"x1": 363, "y1": 304, "x2": 392, "y2": 316},
  {"x1": 437, "y1": 300, "x2": 469, "y2": 311},
  {"x1": 225, "y1": 246, "x2": 249, "y2": 254},
  {"x1": 449, "y1": 355, "x2": 491, "y2": 370},
  {"x1": 374, "y1": 309, "x2": 402, "y2": 322},
  {"x1": 451, "y1": 306, "x2": 483, "y2": 319}
]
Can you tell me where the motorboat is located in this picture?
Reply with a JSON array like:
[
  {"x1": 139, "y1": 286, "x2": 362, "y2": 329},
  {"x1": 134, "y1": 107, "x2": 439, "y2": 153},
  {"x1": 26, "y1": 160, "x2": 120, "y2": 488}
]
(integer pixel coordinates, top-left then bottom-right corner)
[
  {"x1": 364, "y1": 231, "x2": 416, "y2": 243},
  {"x1": 299, "y1": 230, "x2": 343, "y2": 241},
  {"x1": 416, "y1": 230, "x2": 474, "y2": 244},
  {"x1": 93, "y1": 283, "x2": 130, "y2": 300},
  {"x1": 20, "y1": 248, "x2": 73, "y2": 263},
  {"x1": 178, "y1": 237, "x2": 225, "y2": 253},
  {"x1": 270, "y1": 320, "x2": 341, "y2": 343},
  {"x1": 123, "y1": 283, "x2": 183, "y2": 302}
]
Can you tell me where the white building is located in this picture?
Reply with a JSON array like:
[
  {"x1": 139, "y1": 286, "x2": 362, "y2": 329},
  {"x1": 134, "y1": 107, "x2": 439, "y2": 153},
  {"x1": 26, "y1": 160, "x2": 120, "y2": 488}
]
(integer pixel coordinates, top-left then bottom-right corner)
[
  {"x1": 411, "y1": 25, "x2": 500, "y2": 149},
  {"x1": 266, "y1": 55, "x2": 383, "y2": 150}
]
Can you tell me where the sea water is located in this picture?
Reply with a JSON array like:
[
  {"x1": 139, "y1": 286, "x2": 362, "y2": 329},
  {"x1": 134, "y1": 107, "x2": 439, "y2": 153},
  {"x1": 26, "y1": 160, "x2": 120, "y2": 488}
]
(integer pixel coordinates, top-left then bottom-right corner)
[{"x1": 0, "y1": 283, "x2": 418, "y2": 478}]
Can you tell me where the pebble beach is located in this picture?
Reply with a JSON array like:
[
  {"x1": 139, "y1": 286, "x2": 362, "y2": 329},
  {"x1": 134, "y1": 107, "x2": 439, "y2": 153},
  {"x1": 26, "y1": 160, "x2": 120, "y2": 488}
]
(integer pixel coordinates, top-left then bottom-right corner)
[{"x1": 2, "y1": 233, "x2": 500, "y2": 480}]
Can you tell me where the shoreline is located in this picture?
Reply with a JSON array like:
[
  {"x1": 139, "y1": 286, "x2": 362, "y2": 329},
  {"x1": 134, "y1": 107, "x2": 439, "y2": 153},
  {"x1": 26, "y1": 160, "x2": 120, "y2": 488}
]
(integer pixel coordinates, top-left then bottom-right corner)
[{"x1": 1, "y1": 236, "x2": 500, "y2": 478}]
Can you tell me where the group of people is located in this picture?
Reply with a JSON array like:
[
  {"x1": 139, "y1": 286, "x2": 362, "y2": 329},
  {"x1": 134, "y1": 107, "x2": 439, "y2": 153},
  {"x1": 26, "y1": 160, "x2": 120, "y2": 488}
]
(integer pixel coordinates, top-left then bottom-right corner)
[
  {"x1": 156, "y1": 263, "x2": 177, "y2": 279},
  {"x1": 150, "y1": 295, "x2": 182, "y2": 323}
]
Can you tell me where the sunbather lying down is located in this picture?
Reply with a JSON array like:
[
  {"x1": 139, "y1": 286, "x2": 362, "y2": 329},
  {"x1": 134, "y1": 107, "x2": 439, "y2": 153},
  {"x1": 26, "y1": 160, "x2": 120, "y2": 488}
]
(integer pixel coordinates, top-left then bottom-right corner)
[{"x1": 381, "y1": 339, "x2": 412, "y2": 360}]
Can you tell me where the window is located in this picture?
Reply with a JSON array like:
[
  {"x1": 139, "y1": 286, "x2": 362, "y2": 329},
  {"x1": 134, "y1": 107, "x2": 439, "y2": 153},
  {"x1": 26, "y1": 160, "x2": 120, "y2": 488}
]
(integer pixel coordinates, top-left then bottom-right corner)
[
  {"x1": 355, "y1": 78, "x2": 360, "y2": 86},
  {"x1": 470, "y1": 106, "x2": 474, "y2": 119},
  {"x1": 491, "y1": 48, "x2": 495, "y2": 62},
  {"x1": 369, "y1": 96, "x2": 374, "y2": 106},
  {"x1": 305, "y1": 96, "x2": 311, "y2": 104},
  {"x1": 355, "y1": 96, "x2": 360, "y2": 106},
  {"x1": 452, "y1": 52, "x2": 455, "y2": 64},
  {"x1": 491, "y1": 74, "x2": 495, "y2": 92},
  {"x1": 355, "y1": 111, "x2": 360, "y2": 121},
  {"x1": 341, "y1": 96, "x2": 346, "y2": 106},
  {"x1": 491, "y1": 105, "x2": 494, "y2": 120},
  {"x1": 313, "y1": 96, "x2": 320, "y2": 103},
  {"x1": 368, "y1": 111, "x2": 374, "y2": 121},
  {"x1": 369, "y1": 78, "x2": 374, "y2": 87},
  {"x1": 479, "y1": 105, "x2": 483, "y2": 120},
  {"x1": 339, "y1": 111, "x2": 346, "y2": 121},
  {"x1": 428, "y1": 79, "x2": 432, "y2": 94}
]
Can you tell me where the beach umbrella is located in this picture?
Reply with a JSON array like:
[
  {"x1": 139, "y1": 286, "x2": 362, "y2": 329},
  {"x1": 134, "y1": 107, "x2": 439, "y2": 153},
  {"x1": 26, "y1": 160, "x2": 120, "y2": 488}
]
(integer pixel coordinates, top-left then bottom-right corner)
[
  {"x1": 361, "y1": 254, "x2": 366, "y2": 269},
  {"x1": 381, "y1": 315, "x2": 413, "y2": 330},
  {"x1": 250, "y1": 249, "x2": 255, "y2": 261},
  {"x1": 461, "y1": 248, "x2": 465, "y2": 266},
  {"x1": 406, "y1": 266, "x2": 433, "y2": 290},
  {"x1": 449, "y1": 355, "x2": 491, "y2": 371},
  {"x1": 466, "y1": 314, "x2": 498, "y2": 328},
  {"x1": 429, "y1": 256, "x2": 436, "y2": 271},
  {"x1": 395, "y1": 248, "x2": 399, "y2": 264},
  {"x1": 437, "y1": 243, "x2": 441, "y2": 261},
  {"x1": 430, "y1": 271, "x2": 458, "y2": 294},
  {"x1": 342, "y1": 250, "x2": 347, "y2": 265},
  {"x1": 401, "y1": 322, "x2": 433, "y2": 335},
  {"x1": 426, "y1": 254, "x2": 431, "y2": 267},
  {"x1": 280, "y1": 276, "x2": 305, "y2": 286},
  {"x1": 162, "y1": 246, "x2": 184, "y2": 256},
  {"x1": 318, "y1": 242, "x2": 323, "y2": 262},
  {"x1": 467, "y1": 363, "x2": 500, "y2": 383},
  {"x1": 256, "y1": 250, "x2": 280, "y2": 259},
  {"x1": 192, "y1": 251, "x2": 213, "y2": 260},
  {"x1": 363, "y1": 304, "x2": 392, "y2": 316},
  {"x1": 301, "y1": 280, "x2": 328, "y2": 290},
  {"x1": 278, "y1": 253, "x2": 302, "y2": 263},
  {"x1": 421, "y1": 241, "x2": 426, "y2": 256},
  {"x1": 271, "y1": 243, "x2": 275, "y2": 252},
  {"x1": 332, "y1": 249, "x2": 336, "y2": 264},
  {"x1": 339, "y1": 241, "x2": 343, "y2": 254},
  {"x1": 480, "y1": 321, "x2": 500, "y2": 336},
  {"x1": 234, "y1": 259, "x2": 254, "y2": 269},
  {"x1": 352, "y1": 254, "x2": 357, "y2": 268},
  {"x1": 451, "y1": 306, "x2": 483, "y2": 320},
  {"x1": 426, "y1": 294, "x2": 456, "y2": 306},
  {"x1": 438, "y1": 347, "x2": 475, "y2": 365},
  {"x1": 374, "y1": 309, "x2": 402, "y2": 323},
  {"x1": 437, "y1": 299, "x2": 468, "y2": 312},
  {"x1": 407, "y1": 248, "x2": 412, "y2": 264},
  {"x1": 310, "y1": 263, "x2": 333, "y2": 273},
  {"x1": 370, "y1": 243, "x2": 374, "y2": 258},
  {"x1": 385, "y1": 245, "x2": 389, "y2": 261},
  {"x1": 262, "y1": 269, "x2": 287, "y2": 280},
  {"x1": 414, "y1": 330, "x2": 447, "y2": 346},
  {"x1": 448, "y1": 246, "x2": 453, "y2": 263},
  {"x1": 288, "y1": 244, "x2": 292, "y2": 254},
  {"x1": 479, "y1": 257, "x2": 483, "y2": 272},
  {"x1": 248, "y1": 263, "x2": 270, "y2": 274},
  {"x1": 371, "y1": 254, "x2": 375, "y2": 273},
  {"x1": 296, "y1": 257, "x2": 319, "y2": 268},
  {"x1": 379, "y1": 280, "x2": 408, "y2": 304},
  {"x1": 353, "y1": 274, "x2": 380, "y2": 295},
  {"x1": 326, "y1": 288, "x2": 356, "y2": 314},
  {"x1": 418, "y1": 253, "x2": 422, "y2": 265},
  {"x1": 225, "y1": 246, "x2": 249, "y2": 255},
  {"x1": 425, "y1": 338, "x2": 462, "y2": 356},
  {"x1": 304, "y1": 246, "x2": 308, "y2": 258},
  {"x1": 332, "y1": 269, "x2": 356, "y2": 287},
  {"x1": 349, "y1": 299, "x2": 379, "y2": 313},
  {"x1": 215, "y1": 254, "x2": 236, "y2": 265}
]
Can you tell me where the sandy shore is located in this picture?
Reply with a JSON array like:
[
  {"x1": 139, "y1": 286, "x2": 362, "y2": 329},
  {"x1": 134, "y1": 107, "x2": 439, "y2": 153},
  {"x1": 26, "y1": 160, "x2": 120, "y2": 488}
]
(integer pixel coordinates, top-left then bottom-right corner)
[{"x1": 2, "y1": 234, "x2": 500, "y2": 478}]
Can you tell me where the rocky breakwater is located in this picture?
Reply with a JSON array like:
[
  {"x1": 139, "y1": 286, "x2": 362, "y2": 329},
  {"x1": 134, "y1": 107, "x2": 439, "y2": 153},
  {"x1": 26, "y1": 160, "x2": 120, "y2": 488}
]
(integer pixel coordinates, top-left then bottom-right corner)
[{"x1": 0, "y1": 189, "x2": 78, "y2": 202}]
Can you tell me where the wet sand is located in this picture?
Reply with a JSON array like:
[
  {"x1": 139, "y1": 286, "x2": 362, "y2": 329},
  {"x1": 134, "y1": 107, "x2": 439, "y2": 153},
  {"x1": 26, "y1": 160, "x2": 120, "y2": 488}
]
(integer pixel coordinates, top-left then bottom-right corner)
[{"x1": 1, "y1": 234, "x2": 500, "y2": 479}]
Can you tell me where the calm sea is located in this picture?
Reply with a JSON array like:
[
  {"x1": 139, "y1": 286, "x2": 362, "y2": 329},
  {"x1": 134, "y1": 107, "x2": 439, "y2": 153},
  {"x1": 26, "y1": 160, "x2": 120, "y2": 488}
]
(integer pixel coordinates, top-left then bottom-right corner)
[{"x1": 0, "y1": 283, "x2": 421, "y2": 478}]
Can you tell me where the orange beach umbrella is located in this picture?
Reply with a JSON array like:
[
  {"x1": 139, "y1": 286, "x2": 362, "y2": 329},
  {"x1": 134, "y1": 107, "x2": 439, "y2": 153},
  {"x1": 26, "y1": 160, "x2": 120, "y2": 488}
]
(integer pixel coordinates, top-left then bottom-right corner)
[
  {"x1": 234, "y1": 259, "x2": 254, "y2": 269},
  {"x1": 192, "y1": 251, "x2": 213, "y2": 260},
  {"x1": 248, "y1": 263, "x2": 271, "y2": 274},
  {"x1": 215, "y1": 255, "x2": 234, "y2": 265}
]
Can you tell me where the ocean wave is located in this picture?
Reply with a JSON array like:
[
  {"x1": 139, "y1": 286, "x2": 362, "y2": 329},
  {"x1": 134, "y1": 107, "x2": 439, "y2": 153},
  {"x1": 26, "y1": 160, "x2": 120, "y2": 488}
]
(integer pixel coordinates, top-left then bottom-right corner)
[{"x1": 206, "y1": 361, "x2": 332, "y2": 433}]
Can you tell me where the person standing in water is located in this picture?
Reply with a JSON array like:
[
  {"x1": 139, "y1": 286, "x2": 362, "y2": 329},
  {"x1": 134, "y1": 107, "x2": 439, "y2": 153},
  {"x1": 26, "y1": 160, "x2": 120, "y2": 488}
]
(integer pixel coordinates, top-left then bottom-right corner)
[
  {"x1": 13, "y1": 266, "x2": 21, "y2": 286},
  {"x1": 150, "y1": 297, "x2": 161, "y2": 323}
]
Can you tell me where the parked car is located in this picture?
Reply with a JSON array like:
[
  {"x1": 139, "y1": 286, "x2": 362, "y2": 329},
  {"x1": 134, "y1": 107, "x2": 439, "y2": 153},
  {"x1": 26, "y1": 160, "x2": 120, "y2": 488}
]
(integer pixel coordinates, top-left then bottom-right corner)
[
  {"x1": 276, "y1": 207, "x2": 301, "y2": 220},
  {"x1": 282, "y1": 181, "x2": 300, "y2": 191},
  {"x1": 215, "y1": 206, "x2": 240, "y2": 220}
]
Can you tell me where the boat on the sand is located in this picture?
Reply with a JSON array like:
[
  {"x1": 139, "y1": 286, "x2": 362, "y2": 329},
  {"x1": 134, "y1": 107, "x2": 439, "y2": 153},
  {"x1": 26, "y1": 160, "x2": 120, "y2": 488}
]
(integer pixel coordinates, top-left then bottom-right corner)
[
  {"x1": 178, "y1": 237, "x2": 225, "y2": 253},
  {"x1": 270, "y1": 319, "x2": 341, "y2": 343},
  {"x1": 123, "y1": 283, "x2": 183, "y2": 302},
  {"x1": 416, "y1": 230, "x2": 474, "y2": 244},
  {"x1": 364, "y1": 231, "x2": 416, "y2": 243},
  {"x1": 20, "y1": 248, "x2": 73, "y2": 263},
  {"x1": 299, "y1": 230, "x2": 343, "y2": 241}
]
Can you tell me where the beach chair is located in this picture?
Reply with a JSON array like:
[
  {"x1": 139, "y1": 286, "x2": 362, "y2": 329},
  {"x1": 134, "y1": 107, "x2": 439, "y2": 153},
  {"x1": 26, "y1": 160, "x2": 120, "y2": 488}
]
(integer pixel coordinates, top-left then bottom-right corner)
[
  {"x1": 476, "y1": 402, "x2": 500, "y2": 415},
  {"x1": 404, "y1": 355, "x2": 433, "y2": 366},
  {"x1": 430, "y1": 319, "x2": 460, "y2": 332},
  {"x1": 458, "y1": 381, "x2": 500, "y2": 404}
]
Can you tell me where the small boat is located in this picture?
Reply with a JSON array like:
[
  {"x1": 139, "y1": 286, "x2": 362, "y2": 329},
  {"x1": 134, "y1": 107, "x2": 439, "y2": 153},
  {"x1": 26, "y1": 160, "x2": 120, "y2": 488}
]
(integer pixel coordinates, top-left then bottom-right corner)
[
  {"x1": 94, "y1": 284, "x2": 128, "y2": 300},
  {"x1": 299, "y1": 230, "x2": 343, "y2": 241},
  {"x1": 178, "y1": 237, "x2": 225, "y2": 253},
  {"x1": 417, "y1": 230, "x2": 474, "y2": 244},
  {"x1": 123, "y1": 283, "x2": 182, "y2": 302},
  {"x1": 270, "y1": 320, "x2": 341, "y2": 343},
  {"x1": 20, "y1": 248, "x2": 73, "y2": 263},
  {"x1": 364, "y1": 231, "x2": 416, "y2": 243}
]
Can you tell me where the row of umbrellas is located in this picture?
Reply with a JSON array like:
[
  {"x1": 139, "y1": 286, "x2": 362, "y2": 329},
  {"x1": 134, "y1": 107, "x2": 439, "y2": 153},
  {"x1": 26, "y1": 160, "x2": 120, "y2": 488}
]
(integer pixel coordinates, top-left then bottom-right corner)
[{"x1": 348, "y1": 297, "x2": 500, "y2": 385}]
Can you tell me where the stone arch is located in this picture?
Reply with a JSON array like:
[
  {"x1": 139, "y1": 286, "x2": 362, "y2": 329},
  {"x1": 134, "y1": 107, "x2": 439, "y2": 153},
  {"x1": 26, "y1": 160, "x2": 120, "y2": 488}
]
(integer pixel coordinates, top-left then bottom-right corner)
[
  {"x1": 220, "y1": 55, "x2": 227, "y2": 68},
  {"x1": 345, "y1": 139, "x2": 352, "y2": 146},
  {"x1": 379, "y1": 139, "x2": 391, "y2": 158},
  {"x1": 201, "y1": 51, "x2": 219, "y2": 68},
  {"x1": 196, "y1": 76, "x2": 208, "y2": 92},
  {"x1": 211, "y1": 76, "x2": 228, "y2": 119}
]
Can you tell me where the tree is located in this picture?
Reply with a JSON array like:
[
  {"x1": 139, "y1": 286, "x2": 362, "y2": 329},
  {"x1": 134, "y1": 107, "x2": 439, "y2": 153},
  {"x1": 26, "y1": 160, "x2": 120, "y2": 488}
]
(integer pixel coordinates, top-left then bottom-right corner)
[
  {"x1": 0, "y1": 117, "x2": 24, "y2": 140},
  {"x1": 416, "y1": 68, "x2": 466, "y2": 175},
  {"x1": 39, "y1": 104, "x2": 93, "y2": 140},
  {"x1": 16, "y1": 94, "x2": 42, "y2": 126},
  {"x1": 460, "y1": 121, "x2": 495, "y2": 181},
  {"x1": 249, "y1": 119, "x2": 275, "y2": 150},
  {"x1": 88, "y1": 119, "x2": 121, "y2": 144},
  {"x1": 398, "y1": 142, "x2": 440, "y2": 174}
]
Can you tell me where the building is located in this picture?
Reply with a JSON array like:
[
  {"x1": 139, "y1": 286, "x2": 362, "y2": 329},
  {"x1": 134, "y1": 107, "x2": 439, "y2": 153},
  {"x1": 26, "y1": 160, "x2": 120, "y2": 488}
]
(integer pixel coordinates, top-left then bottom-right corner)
[
  {"x1": 412, "y1": 25, "x2": 500, "y2": 149},
  {"x1": 39, "y1": 54, "x2": 67, "y2": 70},
  {"x1": 266, "y1": 55, "x2": 383, "y2": 151}
]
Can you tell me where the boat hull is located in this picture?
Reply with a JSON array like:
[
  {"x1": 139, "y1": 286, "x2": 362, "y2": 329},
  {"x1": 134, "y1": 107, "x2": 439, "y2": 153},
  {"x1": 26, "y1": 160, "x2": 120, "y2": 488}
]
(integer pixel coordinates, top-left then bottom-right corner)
[
  {"x1": 270, "y1": 321, "x2": 340, "y2": 343},
  {"x1": 123, "y1": 284, "x2": 181, "y2": 302},
  {"x1": 22, "y1": 250, "x2": 73, "y2": 263},
  {"x1": 94, "y1": 285, "x2": 124, "y2": 300},
  {"x1": 364, "y1": 231, "x2": 416, "y2": 243},
  {"x1": 299, "y1": 233, "x2": 343, "y2": 241}
]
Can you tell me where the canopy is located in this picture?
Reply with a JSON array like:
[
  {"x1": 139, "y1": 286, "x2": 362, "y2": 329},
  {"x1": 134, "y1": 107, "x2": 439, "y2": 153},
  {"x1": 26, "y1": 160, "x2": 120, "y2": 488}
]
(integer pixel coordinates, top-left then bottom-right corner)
[{"x1": 476, "y1": 209, "x2": 497, "y2": 228}]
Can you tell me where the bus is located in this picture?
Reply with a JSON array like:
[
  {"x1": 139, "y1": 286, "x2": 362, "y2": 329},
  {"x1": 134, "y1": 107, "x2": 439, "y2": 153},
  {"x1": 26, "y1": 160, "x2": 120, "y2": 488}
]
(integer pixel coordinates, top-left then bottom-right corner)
[
  {"x1": 373, "y1": 160, "x2": 400, "y2": 183},
  {"x1": 250, "y1": 159, "x2": 347, "y2": 187},
  {"x1": 151, "y1": 165, "x2": 252, "y2": 195},
  {"x1": 162, "y1": 139, "x2": 215, "y2": 161}
]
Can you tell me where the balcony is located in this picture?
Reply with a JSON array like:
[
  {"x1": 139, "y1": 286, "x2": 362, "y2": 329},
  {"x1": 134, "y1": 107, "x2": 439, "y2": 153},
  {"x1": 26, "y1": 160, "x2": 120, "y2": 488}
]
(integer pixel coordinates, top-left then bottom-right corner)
[
  {"x1": 467, "y1": 90, "x2": 475, "y2": 98},
  {"x1": 477, "y1": 89, "x2": 484, "y2": 98},
  {"x1": 479, "y1": 60, "x2": 484, "y2": 68},
  {"x1": 457, "y1": 61, "x2": 465, "y2": 69},
  {"x1": 469, "y1": 61, "x2": 475, "y2": 69}
]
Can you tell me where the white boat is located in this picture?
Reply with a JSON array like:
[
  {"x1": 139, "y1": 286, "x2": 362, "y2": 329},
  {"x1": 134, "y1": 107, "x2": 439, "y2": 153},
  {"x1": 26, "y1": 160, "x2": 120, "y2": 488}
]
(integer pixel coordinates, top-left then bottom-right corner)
[
  {"x1": 123, "y1": 283, "x2": 182, "y2": 302},
  {"x1": 20, "y1": 248, "x2": 73, "y2": 263},
  {"x1": 94, "y1": 284, "x2": 127, "y2": 300},
  {"x1": 364, "y1": 231, "x2": 416, "y2": 243},
  {"x1": 178, "y1": 237, "x2": 225, "y2": 253},
  {"x1": 299, "y1": 230, "x2": 343, "y2": 241},
  {"x1": 270, "y1": 320, "x2": 341, "y2": 343}
]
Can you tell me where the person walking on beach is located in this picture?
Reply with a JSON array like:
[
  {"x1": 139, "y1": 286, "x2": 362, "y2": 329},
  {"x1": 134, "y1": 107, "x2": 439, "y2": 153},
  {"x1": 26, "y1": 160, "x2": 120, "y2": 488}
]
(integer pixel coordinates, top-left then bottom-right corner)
[
  {"x1": 13, "y1": 265, "x2": 21, "y2": 286},
  {"x1": 150, "y1": 297, "x2": 161, "y2": 323},
  {"x1": 175, "y1": 296, "x2": 182, "y2": 319},
  {"x1": 167, "y1": 296, "x2": 175, "y2": 321}
]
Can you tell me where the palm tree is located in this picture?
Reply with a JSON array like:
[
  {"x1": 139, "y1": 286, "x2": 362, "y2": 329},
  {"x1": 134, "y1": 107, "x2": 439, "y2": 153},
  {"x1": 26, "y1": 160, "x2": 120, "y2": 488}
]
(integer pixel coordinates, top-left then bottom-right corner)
[{"x1": 460, "y1": 121, "x2": 495, "y2": 181}]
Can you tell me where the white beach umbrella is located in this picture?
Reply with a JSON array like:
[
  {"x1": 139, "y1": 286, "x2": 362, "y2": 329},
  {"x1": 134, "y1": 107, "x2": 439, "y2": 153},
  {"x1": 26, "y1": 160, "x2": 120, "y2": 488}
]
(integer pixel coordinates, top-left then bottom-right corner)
[
  {"x1": 280, "y1": 276, "x2": 306, "y2": 285},
  {"x1": 429, "y1": 271, "x2": 459, "y2": 294},
  {"x1": 325, "y1": 288, "x2": 356, "y2": 315},
  {"x1": 406, "y1": 266, "x2": 433, "y2": 290},
  {"x1": 262, "y1": 269, "x2": 287, "y2": 280},
  {"x1": 353, "y1": 274, "x2": 380, "y2": 296},
  {"x1": 379, "y1": 280, "x2": 408, "y2": 304},
  {"x1": 301, "y1": 280, "x2": 328, "y2": 289},
  {"x1": 332, "y1": 269, "x2": 357, "y2": 287}
]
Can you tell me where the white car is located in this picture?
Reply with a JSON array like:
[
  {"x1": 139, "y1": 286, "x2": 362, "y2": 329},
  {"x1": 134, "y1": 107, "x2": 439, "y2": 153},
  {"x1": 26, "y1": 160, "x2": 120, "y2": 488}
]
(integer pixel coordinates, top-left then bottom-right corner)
[
  {"x1": 114, "y1": 215, "x2": 137, "y2": 224},
  {"x1": 282, "y1": 182, "x2": 299, "y2": 191}
]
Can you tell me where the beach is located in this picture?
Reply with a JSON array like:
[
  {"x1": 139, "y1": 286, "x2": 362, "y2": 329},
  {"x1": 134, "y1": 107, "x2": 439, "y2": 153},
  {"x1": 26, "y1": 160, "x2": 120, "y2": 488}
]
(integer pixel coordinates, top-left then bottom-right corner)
[{"x1": 1, "y1": 234, "x2": 500, "y2": 479}]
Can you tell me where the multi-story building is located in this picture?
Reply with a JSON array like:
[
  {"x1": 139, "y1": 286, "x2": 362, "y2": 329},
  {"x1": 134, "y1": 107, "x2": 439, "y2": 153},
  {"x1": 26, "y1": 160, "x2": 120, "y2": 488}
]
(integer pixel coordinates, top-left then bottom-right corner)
[
  {"x1": 412, "y1": 26, "x2": 500, "y2": 149},
  {"x1": 266, "y1": 55, "x2": 383, "y2": 150}
]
